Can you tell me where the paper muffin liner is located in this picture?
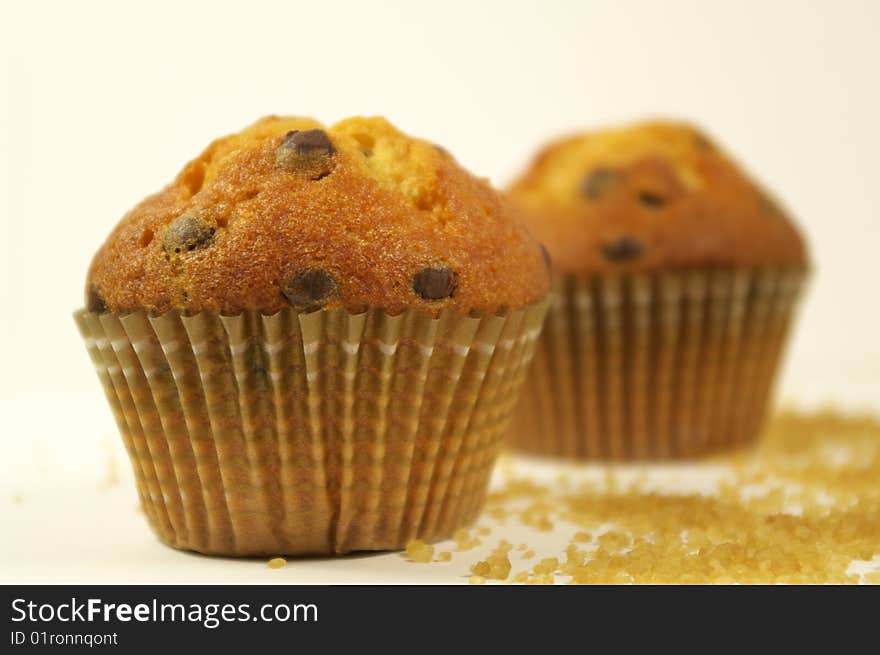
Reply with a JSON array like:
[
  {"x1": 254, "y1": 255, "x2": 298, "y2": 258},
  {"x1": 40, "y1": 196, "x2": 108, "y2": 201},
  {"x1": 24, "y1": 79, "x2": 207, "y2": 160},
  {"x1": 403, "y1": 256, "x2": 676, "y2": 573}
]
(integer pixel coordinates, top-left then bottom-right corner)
[
  {"x1": 74, "y1": 301, "x2": 547, "y2": 556},
  {"x1": 510, "y1": 266, "x2": 807, "y2": 460}
]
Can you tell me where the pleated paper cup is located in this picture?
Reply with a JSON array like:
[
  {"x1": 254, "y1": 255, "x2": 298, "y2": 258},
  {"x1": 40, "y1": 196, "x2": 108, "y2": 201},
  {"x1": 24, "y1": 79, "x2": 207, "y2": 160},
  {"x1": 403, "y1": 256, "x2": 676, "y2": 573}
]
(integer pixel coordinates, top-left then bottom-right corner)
[
  {"x1": 510, "y1": 265, "x2": 807, "y2": 460},
  {"x1": 75, "y1": 301, "x2": 548, "y2": 556}
]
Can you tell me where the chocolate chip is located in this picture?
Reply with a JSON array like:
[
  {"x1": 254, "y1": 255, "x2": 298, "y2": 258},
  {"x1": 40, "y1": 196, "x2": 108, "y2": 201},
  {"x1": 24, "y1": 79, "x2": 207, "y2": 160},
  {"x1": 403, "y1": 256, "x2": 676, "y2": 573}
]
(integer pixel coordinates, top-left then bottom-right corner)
[
  {"x1": 581, "y1": 168, "x2": 622, "y2": 199},
  {"x1": 282, "y1": 269, "x2": 338, "y2": 311},
  {"x1": 602, "y1": 236, "x2": 644, "y2": 262},
  {"x1": 413, "y1": 265, "x2": 457, "y2": 301},
  {"x1": 161, "y1": 211, "x2": 215, "y2": 255},
  {"x1": 637, "y1": 191, "x2": 666, "y2": 208},
  {"x1": 87, "y1": 285, "x2": 107, "y2": 313},
  {"x1": 285, "y1": 129, "x2": 333, "y2": 156},
  {"x1": 276, "y1": 129, "x2": 335, "y2": 180},
  {"x1": 540, "y1": 244, "x2": 552, "y2": 270}
]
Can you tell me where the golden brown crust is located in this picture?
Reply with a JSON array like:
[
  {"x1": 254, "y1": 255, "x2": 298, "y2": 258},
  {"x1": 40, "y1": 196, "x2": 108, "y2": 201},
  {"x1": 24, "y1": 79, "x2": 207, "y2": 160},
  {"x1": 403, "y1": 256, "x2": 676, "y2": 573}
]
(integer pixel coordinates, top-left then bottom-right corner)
[
  {"x1": 508, "y1": 120, "x2": 809, "y2": 276},
  {"x1": 86, "y1": 116, "x2": 550, "y2": 315}
]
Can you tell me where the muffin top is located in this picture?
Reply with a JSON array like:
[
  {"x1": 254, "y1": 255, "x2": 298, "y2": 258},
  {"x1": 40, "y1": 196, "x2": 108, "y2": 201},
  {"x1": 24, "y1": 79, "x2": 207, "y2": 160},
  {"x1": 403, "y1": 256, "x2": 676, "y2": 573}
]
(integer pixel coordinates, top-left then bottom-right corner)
[
  {"x1": 86, "y1": 116, "x2": 550, "y2": 316},
  {"x1": 508, "y1": 120, "x2": 808, "y2": 276}
]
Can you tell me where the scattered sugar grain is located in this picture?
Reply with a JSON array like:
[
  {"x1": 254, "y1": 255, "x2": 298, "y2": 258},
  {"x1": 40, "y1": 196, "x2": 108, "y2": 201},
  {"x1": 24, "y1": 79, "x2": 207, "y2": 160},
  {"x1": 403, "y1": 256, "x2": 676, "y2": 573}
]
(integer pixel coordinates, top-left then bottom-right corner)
[
  {"x1": 405, "y1": 539, "x2": 435, "y2": 563},
  {"x1": 532, "y1": 558, "x2": 559, "y2": 575}
]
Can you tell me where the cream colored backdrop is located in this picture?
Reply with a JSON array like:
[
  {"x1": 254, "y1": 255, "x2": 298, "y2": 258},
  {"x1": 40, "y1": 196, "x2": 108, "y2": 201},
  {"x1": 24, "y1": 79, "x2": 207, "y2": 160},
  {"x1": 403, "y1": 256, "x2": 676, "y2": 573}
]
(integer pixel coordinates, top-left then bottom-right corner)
[{"x1": 1, "y1": 0, "x2": 878, "y2": 407}]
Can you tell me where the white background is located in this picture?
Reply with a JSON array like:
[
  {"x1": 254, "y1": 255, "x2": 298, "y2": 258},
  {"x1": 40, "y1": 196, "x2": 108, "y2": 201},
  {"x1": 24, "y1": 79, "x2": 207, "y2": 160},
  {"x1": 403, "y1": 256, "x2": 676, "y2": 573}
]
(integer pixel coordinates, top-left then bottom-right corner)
[{"x1": 1, "y1": 0, "x2": 878, "y2": 583}]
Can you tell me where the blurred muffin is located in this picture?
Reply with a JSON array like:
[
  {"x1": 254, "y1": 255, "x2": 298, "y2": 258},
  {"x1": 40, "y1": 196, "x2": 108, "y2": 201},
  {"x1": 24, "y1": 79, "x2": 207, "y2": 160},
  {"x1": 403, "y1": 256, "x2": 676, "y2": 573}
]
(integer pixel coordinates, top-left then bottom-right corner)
[
  {"x1": 508, "y1": 120, "x2": 808, "y2": 459},
  {"x1": 76, "y1": 116, "x2": 550, "y2": 555}
]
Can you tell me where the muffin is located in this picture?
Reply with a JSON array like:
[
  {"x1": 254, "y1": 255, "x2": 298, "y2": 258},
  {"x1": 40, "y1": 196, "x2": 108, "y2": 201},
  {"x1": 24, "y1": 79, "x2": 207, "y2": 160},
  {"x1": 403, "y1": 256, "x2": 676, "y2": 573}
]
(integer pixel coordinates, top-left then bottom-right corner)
[
  {"x1": 507, "y1": 120, "x2": 808, "y2": 459},
  {"x1": 75, "y1": 116, "x2": 550, "y2": 555}
]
